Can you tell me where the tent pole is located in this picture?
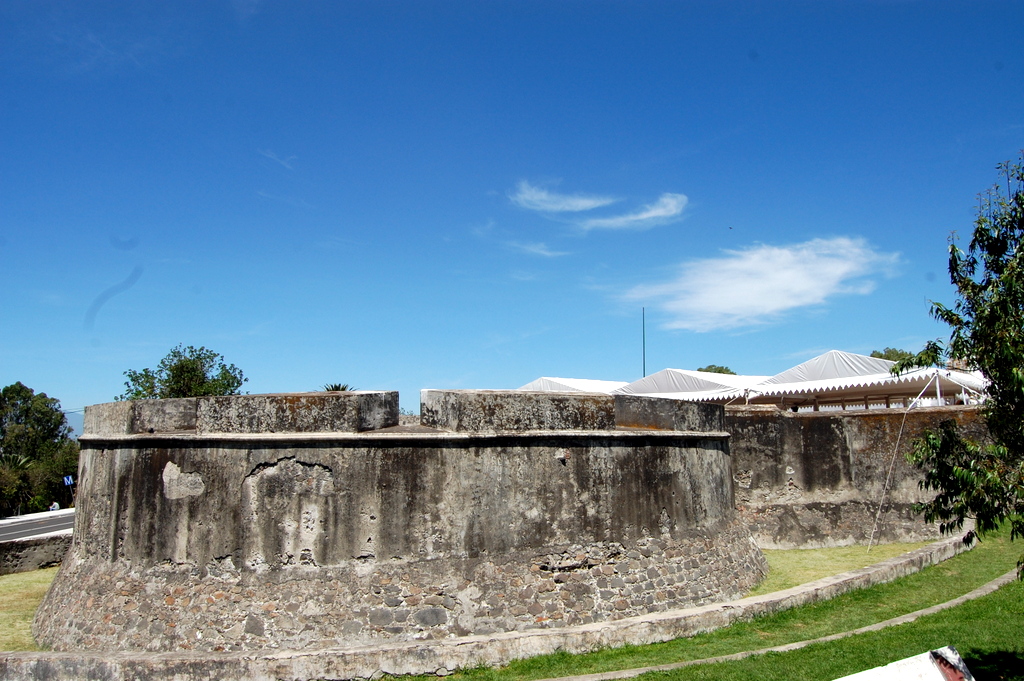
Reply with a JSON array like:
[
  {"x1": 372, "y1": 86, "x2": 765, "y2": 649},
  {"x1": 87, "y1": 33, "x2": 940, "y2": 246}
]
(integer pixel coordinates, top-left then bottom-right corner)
[{"x1": 868, "y1": 375, "x2": 942, "y2": 551}]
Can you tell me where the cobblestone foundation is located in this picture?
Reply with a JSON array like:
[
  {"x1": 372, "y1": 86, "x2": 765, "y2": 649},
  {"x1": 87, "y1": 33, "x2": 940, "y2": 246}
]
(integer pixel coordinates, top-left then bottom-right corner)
[{"x1": 38, "y1": 520, "x2": 764, "y2": 652}]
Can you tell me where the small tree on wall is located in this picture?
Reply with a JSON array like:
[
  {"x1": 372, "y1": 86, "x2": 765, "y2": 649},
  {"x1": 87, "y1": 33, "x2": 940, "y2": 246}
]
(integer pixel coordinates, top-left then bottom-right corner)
[{"x1": 118, "y1": 345, "x2": 247, "y2": 400}]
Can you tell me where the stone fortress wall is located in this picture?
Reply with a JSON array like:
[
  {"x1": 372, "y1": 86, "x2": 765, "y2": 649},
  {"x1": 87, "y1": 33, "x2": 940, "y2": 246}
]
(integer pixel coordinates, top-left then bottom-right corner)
[
  {"x1": 726, "y1": 405, "x2": 988, "y2": 548},
  {"x1": 34, "y1": 391, "x2": 768, "y2": 653}
]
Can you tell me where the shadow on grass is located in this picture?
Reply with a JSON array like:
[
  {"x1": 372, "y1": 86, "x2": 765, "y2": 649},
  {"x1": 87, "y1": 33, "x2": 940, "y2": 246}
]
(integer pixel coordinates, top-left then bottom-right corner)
[{"x1": 962, "y1": 650, "x2": 1024, "y2": 681}]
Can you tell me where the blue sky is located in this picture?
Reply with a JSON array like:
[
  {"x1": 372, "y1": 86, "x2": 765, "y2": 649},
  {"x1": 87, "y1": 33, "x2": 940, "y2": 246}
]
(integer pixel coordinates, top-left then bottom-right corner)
[{"x1": 2, "y1": 1, "x2": 1022, "y2": 420}]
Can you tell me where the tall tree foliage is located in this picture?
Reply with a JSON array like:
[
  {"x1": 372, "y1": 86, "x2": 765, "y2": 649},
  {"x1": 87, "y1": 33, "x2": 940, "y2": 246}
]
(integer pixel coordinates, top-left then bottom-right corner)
[
  {"x1": 0, "y1": 382, "x2": 79, "y2": 516},
  {"x1": 695, "y1": 365, "x2": 736, "y2": 375},
  {"x1": 118, "y1": 345, "x2": 247, "y2": 400},
  {"x1": 897, "y1": 154, "x2": 1024, "y2": 571},
  {"x1": 870, "y1": 347, "x2": 914, "y2": 362}
]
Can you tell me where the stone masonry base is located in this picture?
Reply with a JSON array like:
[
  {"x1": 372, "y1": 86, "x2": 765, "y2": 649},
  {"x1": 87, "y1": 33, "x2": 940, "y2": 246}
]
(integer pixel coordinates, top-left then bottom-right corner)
[
  {"x1": 2, "y1": 533, "x2": 971, "y2": 681},
  {"x1": 34, "y1": 521, "x2": 766, "y2": 653}
]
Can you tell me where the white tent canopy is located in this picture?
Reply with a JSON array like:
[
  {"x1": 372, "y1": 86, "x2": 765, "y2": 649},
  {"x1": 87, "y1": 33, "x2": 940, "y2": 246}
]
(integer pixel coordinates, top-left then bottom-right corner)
[
  {"x1": 614, "y1": 350, "x2": 988, "y2": 409},
  {"x1": 614, "y1": 368, "x2": 769, "y2": 395},
  {"x1": 734, "y1": 366, "x2": 987, "y2": 408},
  {"x1": 517, "y1": 377, "x2": 628, "y2": 394},
  {"x1": 761, "y1": 350, "x2": 894, "y2": 385}
]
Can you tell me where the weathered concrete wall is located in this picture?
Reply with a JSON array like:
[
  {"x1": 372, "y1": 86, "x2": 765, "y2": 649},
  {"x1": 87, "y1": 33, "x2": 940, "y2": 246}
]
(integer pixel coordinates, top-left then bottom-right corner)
[
  {"x1": 35, "y1": 391, "x2": 766, "y2": 654},
  {"x1": 0, "y1": 532, "x2": 72, "y2": 575},
  {"x1": 727, "y1": 405, "x2": 989, "y2": 548}
]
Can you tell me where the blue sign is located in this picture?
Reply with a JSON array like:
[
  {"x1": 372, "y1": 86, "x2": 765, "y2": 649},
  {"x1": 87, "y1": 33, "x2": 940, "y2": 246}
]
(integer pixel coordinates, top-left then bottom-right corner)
[{"x1": 63, "y1": 475, "x2": 74, "y2": 486}]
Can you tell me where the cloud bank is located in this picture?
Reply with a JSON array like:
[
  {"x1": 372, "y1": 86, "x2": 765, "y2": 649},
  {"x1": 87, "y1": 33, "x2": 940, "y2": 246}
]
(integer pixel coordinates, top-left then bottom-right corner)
[{"x1": 626, "y1": 237, "x2": 898, "y2": 331}]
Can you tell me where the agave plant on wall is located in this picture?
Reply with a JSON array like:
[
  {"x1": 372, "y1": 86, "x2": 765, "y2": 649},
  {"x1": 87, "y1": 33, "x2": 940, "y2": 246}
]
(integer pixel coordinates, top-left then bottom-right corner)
[{"x1": 322, "y1": 383, "x2": 355, "y2": 392}]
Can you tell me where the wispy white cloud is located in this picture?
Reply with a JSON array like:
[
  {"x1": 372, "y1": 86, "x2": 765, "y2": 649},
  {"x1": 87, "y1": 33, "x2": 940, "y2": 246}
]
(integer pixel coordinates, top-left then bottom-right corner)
[
  {"x1": 506, "y1": 241, "x2": 569, "y2": 257},
  {"x1": 258, "y1": 149, "x2": 296, "y2": 170},
  {"x1": 471, "y1": 219, "x2": 497, "y2": 238},
  {"x1": 52, "y1": 29, "x2": 160, "y2": 73},
  {"x1": 510, "y1": 181, "x2": 617, "y2": 213},
  {"x1": 319, "y1": 235, "x2": 366, "y2": 249},
  {"x1": 580, "y1": 193, "x2": 688, "y2": 230},
  {"x1": 257, "y1": 190, "x2": 313, "y2": 209},
  {"x1": 625, "y1": 237, "x2": 899, "y2": 332},
  {"x1": 233, "y1": 0, "x2": 263, "y2": 19},
  {"x1": 509, "y1": 180, "x2": 687, "y2": 231}
]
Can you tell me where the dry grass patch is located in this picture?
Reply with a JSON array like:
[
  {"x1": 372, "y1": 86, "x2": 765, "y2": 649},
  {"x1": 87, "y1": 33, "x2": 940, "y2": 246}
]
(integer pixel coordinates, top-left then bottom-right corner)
[
  {"x1": 0, "y1": 566, "x2": 57, "y2": 651},
  {"x1": 748, "y1": 540, "x2": 934, "y2": 596}
]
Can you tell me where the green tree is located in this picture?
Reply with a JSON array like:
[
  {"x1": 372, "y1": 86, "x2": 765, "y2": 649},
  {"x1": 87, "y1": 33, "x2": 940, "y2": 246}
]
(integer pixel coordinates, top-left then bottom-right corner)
[
  {"x1": 0, "y1": 382, "x2": 79, "y2": 516},
  {"x1": 895, "y1": 153, "x2": 1024, "y2": 572},
  {"x1": 870, "y1": 347, "x2": 915, "y2": 362},
  {"x1": 118, "y1": 345, "x2": 247, "y2": 400},
  {"x1": 0, "y1": 453, "x2": 32, "y2": 517},
  {"x1": 696, "y1": 365, "x2": 736, "y2": 375}
]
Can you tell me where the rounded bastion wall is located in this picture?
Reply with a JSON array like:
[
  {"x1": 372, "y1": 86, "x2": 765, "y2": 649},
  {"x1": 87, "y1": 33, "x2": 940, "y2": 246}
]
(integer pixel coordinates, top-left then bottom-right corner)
[{"x1": 34, "y1": 391, "x2": 767, "y2": 653}]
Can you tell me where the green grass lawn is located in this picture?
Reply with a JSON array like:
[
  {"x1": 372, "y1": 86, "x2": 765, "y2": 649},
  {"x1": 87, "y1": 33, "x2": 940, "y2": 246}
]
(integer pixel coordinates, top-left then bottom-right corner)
[{"x1": 640, "y1": 579, "x2": 1024, "y2": 681}]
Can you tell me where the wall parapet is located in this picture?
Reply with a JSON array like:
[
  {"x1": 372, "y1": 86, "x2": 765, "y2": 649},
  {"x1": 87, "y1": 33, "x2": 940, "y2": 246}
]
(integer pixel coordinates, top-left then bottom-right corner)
[
  {"x1": 84, "y1": 392, "x2": 399, "y2": 436},
  {"x1": 420, "y1": 390, "x2": 725, "y2": 434},
  {"x1": 84, "y1": 391, "x2": 729, "y2": 439}
]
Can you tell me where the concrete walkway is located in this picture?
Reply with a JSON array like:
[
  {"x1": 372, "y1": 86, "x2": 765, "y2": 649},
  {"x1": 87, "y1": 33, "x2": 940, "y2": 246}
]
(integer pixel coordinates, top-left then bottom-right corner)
[
  {"x1": 533, "y1": 568, "x2": 1019, "y2": 681},
  {"x1": 0, "y1": 534, "x2": 983, "y2": 681}
]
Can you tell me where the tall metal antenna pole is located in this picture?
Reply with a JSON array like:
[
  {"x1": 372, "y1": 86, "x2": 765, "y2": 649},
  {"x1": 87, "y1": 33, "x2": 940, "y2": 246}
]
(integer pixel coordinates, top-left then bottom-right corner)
[{"x1": 642, "y1": 307, "x2": 646, "y2": 377}]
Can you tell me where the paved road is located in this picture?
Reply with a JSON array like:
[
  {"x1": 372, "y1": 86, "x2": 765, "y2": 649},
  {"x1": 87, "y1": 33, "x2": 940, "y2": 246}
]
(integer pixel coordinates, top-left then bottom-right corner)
[{"x1": 0, "y1": 510, "x2": 75, "y2": 542}]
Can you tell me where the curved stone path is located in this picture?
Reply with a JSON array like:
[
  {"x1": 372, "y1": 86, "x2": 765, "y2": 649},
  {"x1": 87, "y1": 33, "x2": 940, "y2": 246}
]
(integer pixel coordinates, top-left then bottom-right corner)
[{"x1": 534, "y1": 568, "x2": 1019, "y2": 681}]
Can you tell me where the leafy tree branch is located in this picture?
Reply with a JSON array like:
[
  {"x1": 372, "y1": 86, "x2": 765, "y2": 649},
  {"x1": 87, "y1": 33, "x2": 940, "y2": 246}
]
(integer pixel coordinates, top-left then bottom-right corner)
[
  {"x1": 118, "y1": 345, "x2": 247, "y2": 400},
  {"x1": 899, "y1": 152, "x2": 1024, "y2": 575}
]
